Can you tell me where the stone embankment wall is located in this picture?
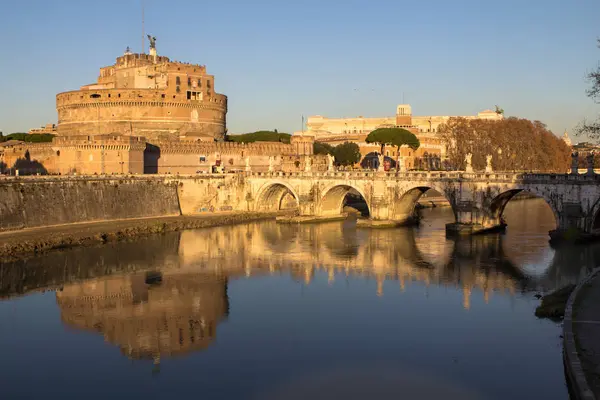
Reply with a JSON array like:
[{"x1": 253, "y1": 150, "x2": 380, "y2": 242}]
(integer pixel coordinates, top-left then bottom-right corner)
[{"x1": 0, "y1": 177, "x2": 182, "y2": 231}]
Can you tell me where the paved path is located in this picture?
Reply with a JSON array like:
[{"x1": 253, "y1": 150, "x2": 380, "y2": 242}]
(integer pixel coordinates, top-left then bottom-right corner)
[{"x1": 565, "y1": 268, "x2": 600, "y2": 400}]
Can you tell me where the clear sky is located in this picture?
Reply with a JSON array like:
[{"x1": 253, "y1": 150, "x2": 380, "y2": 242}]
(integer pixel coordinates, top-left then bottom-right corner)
[{"x1": 0, "y1": 0, "x2": 598, "y2": 139}]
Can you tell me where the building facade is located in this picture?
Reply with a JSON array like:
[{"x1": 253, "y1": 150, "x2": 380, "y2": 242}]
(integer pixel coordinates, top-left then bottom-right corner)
[
  {"x1": 56, "y1": 45, "x2": 227, "y2": 141},
  {"x1": 307, "y1": 104, "x2": 504, "y2": 169}
]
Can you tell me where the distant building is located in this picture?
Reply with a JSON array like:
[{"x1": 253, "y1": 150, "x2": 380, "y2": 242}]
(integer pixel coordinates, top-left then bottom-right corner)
[
  {"x1": 306, "y1": 104, "x2": 504, "y2": 169},
  {"x1": 562, "y1": 131, "x2": 572, "y2": 147},
  {"x1": 28, "y1": 123, "x2": 57, "y2": 135}
]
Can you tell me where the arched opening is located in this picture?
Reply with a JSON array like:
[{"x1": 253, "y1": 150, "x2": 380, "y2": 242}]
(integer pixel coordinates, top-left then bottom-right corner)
[
  {"x1": 360, "y1": 152, "x2": 396, "y2": 170},
  {"x1": 320, "y1": 185, "x2": 370, "y2": 218},
  {"x1": 392, "y1": 187, "x2": 453, "y2": 225},
  {"x1": 256, "y1": 183, "x2": 299, "y2": 212},
  {"x1": 489, "y1": 190, "x2": 558, "y2": 232},
  {"x1": 488, "y1": 190, "x2": 559, "y2": 276}
]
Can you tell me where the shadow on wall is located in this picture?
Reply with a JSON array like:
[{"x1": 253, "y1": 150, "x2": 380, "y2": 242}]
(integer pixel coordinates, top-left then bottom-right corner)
[
  {"x1": 0, "y1": 161, "x2": 6, "y2": 174},
  {"x1": 10, "y1": 151, "x2": 48, "y2": 175},
  {"x1": 144, "y1": 144, "x2": 161, "y2": 174}
]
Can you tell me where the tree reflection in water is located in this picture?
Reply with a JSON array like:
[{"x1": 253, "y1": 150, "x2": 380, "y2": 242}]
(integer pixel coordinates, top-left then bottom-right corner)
[{"x1": 0, "y1": 199, "x2": 598, "y2": 361}]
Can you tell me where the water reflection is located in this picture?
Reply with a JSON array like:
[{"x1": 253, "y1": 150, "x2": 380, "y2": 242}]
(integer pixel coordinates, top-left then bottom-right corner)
[
  {"x1": 0, "y1": 206, "x2": 598, "y2": 366},
  {"x1": 56, "y1": 273, "x2": 228, "y2": 360}
]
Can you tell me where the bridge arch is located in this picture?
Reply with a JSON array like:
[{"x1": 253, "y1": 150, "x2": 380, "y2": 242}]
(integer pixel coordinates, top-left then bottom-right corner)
[
  {"x1": 589, "y1": 197, "x2": 600, "y2": 232},
  {"x1": 390, "y1": 184, "x2": 456, "y2": 223},
  {"x1": 255, "y1": 181, "x2": 299, "y2": 212},
  {"x1": 318, "y1": 183, "x2": 371, "y2": 217},
  {"x1": 488, "y1": 188, "x2": 559, "y2": 230}
]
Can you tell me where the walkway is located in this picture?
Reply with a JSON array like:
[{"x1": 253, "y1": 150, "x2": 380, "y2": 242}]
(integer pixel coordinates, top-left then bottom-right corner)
[{"x1": 565, "y1": 268, "x2": 600, "y2": 400}]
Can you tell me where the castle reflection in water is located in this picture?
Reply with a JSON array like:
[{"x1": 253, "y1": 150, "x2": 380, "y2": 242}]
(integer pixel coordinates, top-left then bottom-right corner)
[{"x1": 1, "y1": 204, "x2": 598, "y2": 361}]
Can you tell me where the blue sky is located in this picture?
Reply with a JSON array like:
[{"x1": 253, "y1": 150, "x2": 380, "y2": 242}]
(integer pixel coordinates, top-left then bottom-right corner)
[{"x1": 0, "y1": 0, "x2": 598, "y2": 139}]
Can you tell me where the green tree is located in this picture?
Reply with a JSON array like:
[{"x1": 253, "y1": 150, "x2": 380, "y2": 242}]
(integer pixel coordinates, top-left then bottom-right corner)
[
  {"x1": 578, "y1": 39, "x2": 600, "y2": 139},
  {"x1": 332, "y1": 142, "x2": 361, "y2": 166},
  {"x1": 313, "y1": 141, "x2": 334, "y2": 155},
  {"x1": 365, "y1": 127, "x2": 420, "y2": 156},
  {"x1": 3, "y1": 133, "x2": 55, "y2": 143},
  {"x1": 227, "y1": 130, "x2": 291, "y2": 143}
]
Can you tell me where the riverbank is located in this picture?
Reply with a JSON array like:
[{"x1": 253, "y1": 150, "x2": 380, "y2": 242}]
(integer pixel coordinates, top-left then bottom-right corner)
[
  {"x1": 563, "y1": 268, "x2": 600, "y2": 400},
  {"x1": 0, "y1": 211, "x2": 288, "y2": 261}
]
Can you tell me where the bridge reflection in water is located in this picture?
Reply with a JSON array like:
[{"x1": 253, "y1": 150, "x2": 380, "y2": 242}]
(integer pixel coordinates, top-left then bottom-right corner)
[{"x1": 1, "y1": 203, "x2": 598, "y2": 361}]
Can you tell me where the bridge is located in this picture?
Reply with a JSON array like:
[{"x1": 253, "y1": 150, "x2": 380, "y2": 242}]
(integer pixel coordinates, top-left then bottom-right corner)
[
  {"x1": 2, "y1": 169, "x2": 600, "y2": 242},
  {"x1": 238, "y1": 170, "x2": 600, "y2": 241}
]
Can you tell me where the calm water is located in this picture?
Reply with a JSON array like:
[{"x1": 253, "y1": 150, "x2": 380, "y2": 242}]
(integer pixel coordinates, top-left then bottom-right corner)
[{"x1": 1, "y1": 198, "x2": 599, "y2": 400}]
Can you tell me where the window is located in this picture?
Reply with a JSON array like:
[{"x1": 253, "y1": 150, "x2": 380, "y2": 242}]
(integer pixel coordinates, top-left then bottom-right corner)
[
  {"x1": 206, "y1": 80, "x2": 211, "y2": 88},
  {"x1": 90, "y1": 93, "x2": 100, "y2": 98},
  {"x1": 187, "y1": 77, "x2": 191, "y2": 86},
  {"x1": 176, "y1": 76, "x2": 181, "y2": 85},
  {"x1": 176, "y1": 86, "x2": 181, "y2": 93},
  {"x1": 161, "y1": 94, "x2": 165, "y2": 98}
]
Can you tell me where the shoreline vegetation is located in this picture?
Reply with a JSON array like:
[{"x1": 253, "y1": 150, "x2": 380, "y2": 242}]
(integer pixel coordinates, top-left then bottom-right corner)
[{"x1": 0, "y1": 211, "x2": 293, "y2": 262}]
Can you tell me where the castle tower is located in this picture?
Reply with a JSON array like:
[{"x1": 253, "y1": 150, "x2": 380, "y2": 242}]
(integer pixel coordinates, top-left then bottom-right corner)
[{"x1": 55, "y1": 40, "x2": 228, "y2": 140}]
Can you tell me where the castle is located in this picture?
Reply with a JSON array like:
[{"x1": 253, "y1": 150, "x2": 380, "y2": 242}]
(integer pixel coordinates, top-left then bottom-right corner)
[{"x1": 0, "y1": 38, "x2": 316, "y2": 175}]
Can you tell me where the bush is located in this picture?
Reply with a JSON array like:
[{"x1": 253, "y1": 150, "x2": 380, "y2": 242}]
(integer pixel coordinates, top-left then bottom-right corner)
[
  {"x1": 332, "y1": 142, "x2": 362, "y2": 166},
  {"x1": 226, "y1": 130, "x2": 291, "y2": 143},
  {"x1": 313, "y1": 141, "x2": 334, "y2": 155},
  {"x1": 0, "y1": 133, "x2": 55, "y2": 143}
]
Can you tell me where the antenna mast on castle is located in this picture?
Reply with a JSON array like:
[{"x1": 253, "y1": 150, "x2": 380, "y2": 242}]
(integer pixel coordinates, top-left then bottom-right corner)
[{"x1": 141, "y1": 0, "x2": 145, "y2": 53}]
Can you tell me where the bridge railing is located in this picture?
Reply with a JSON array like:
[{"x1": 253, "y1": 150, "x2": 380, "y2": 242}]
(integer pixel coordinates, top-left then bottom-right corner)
[{"x1": 1, "y1": 170, "x2": 599, "y2": 183}]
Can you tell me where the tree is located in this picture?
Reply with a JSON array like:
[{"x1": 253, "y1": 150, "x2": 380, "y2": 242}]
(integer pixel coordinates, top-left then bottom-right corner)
[
  {"x1": 332, "y1": 142, "x2": 361, "y2": 167},
  {"x1": 227, "y1": 130, "x2": 291, "y2": 143},
  {"x1": 1, "y1": 133, "x2": 55, "y2": 143},
  {"x1": 438, "y1": 117, "x2": 570, "y2": 172},
  {"x1": 578, "y1": 39, "x2": 600, "y2": 139},
  {"x1": 313, "y1": 141, "x2": 334, "y2": 155},
  {"x1": 365, "y1": 127, "x2": 419, "y2": 156}
]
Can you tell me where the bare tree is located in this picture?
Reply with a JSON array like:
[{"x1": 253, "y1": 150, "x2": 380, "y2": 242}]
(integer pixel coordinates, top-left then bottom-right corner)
[{"x1": 578, "y1": 39, "x2": 600, "y2": 139}]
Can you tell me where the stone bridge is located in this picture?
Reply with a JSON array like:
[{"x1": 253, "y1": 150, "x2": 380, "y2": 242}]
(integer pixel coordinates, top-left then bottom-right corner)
[
  {"x1": 240, "y1": 170, "x2": 600, "y2": 240},
  {"x1": 2, "y1": 170, "x2": 600, "y2": 242}
]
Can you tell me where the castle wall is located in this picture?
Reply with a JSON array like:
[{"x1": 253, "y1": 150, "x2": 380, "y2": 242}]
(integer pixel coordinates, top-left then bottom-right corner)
[
  {"x1": 56, "y1": 89, "x2": 227, "y2": 140},
  {"x1": 1, "y1": 135, "x2": 319, "y2": 176}
]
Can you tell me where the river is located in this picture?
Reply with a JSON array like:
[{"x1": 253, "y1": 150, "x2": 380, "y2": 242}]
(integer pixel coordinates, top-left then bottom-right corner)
[{"x1": 1, "y1": 198, "x2": 598, "y2": 399}]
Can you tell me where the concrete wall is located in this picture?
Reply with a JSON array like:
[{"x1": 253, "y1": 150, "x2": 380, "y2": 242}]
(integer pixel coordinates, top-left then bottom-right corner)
[{"x1": 0, "y1": 177, "x2": 181, "y2": 231}]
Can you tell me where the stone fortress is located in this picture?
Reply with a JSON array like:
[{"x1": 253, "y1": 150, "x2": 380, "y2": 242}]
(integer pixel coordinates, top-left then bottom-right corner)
[
  {"x1": 0, "y1": 37, "x2": 316, "y2": 175},
  {"x1": 55, "y1": 38, "x2": 227, "y2": 140}
]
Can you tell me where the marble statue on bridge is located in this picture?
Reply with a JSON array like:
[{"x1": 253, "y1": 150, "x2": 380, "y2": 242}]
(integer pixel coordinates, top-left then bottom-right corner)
[
  {"x1": 587, "y1": 152, "x2": 595, "y2": 176},
  {"x1": 465, "y1": 153, "x2": 473, "y2": 173},
  {"x1": 304, "y1": 156, "x2": 312, "y2": 173},
  {"x1": 485, "y1": 155, "x2": 493, "y2": 173},
  {"x1": 571, "y1": 152, "x2": 579, "y2": 175},
  {"x1": 327, "y1": 154, "x2": 334, "y2": 172}
]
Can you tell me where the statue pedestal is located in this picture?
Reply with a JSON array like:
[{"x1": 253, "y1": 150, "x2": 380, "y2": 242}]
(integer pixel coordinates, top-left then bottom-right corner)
[
  {"x1": 485, "y1": 166, "x2": 493, "y2": 173},
  {"x1": 465, "y1": 166, "x2": 473, "y2": 173}
]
